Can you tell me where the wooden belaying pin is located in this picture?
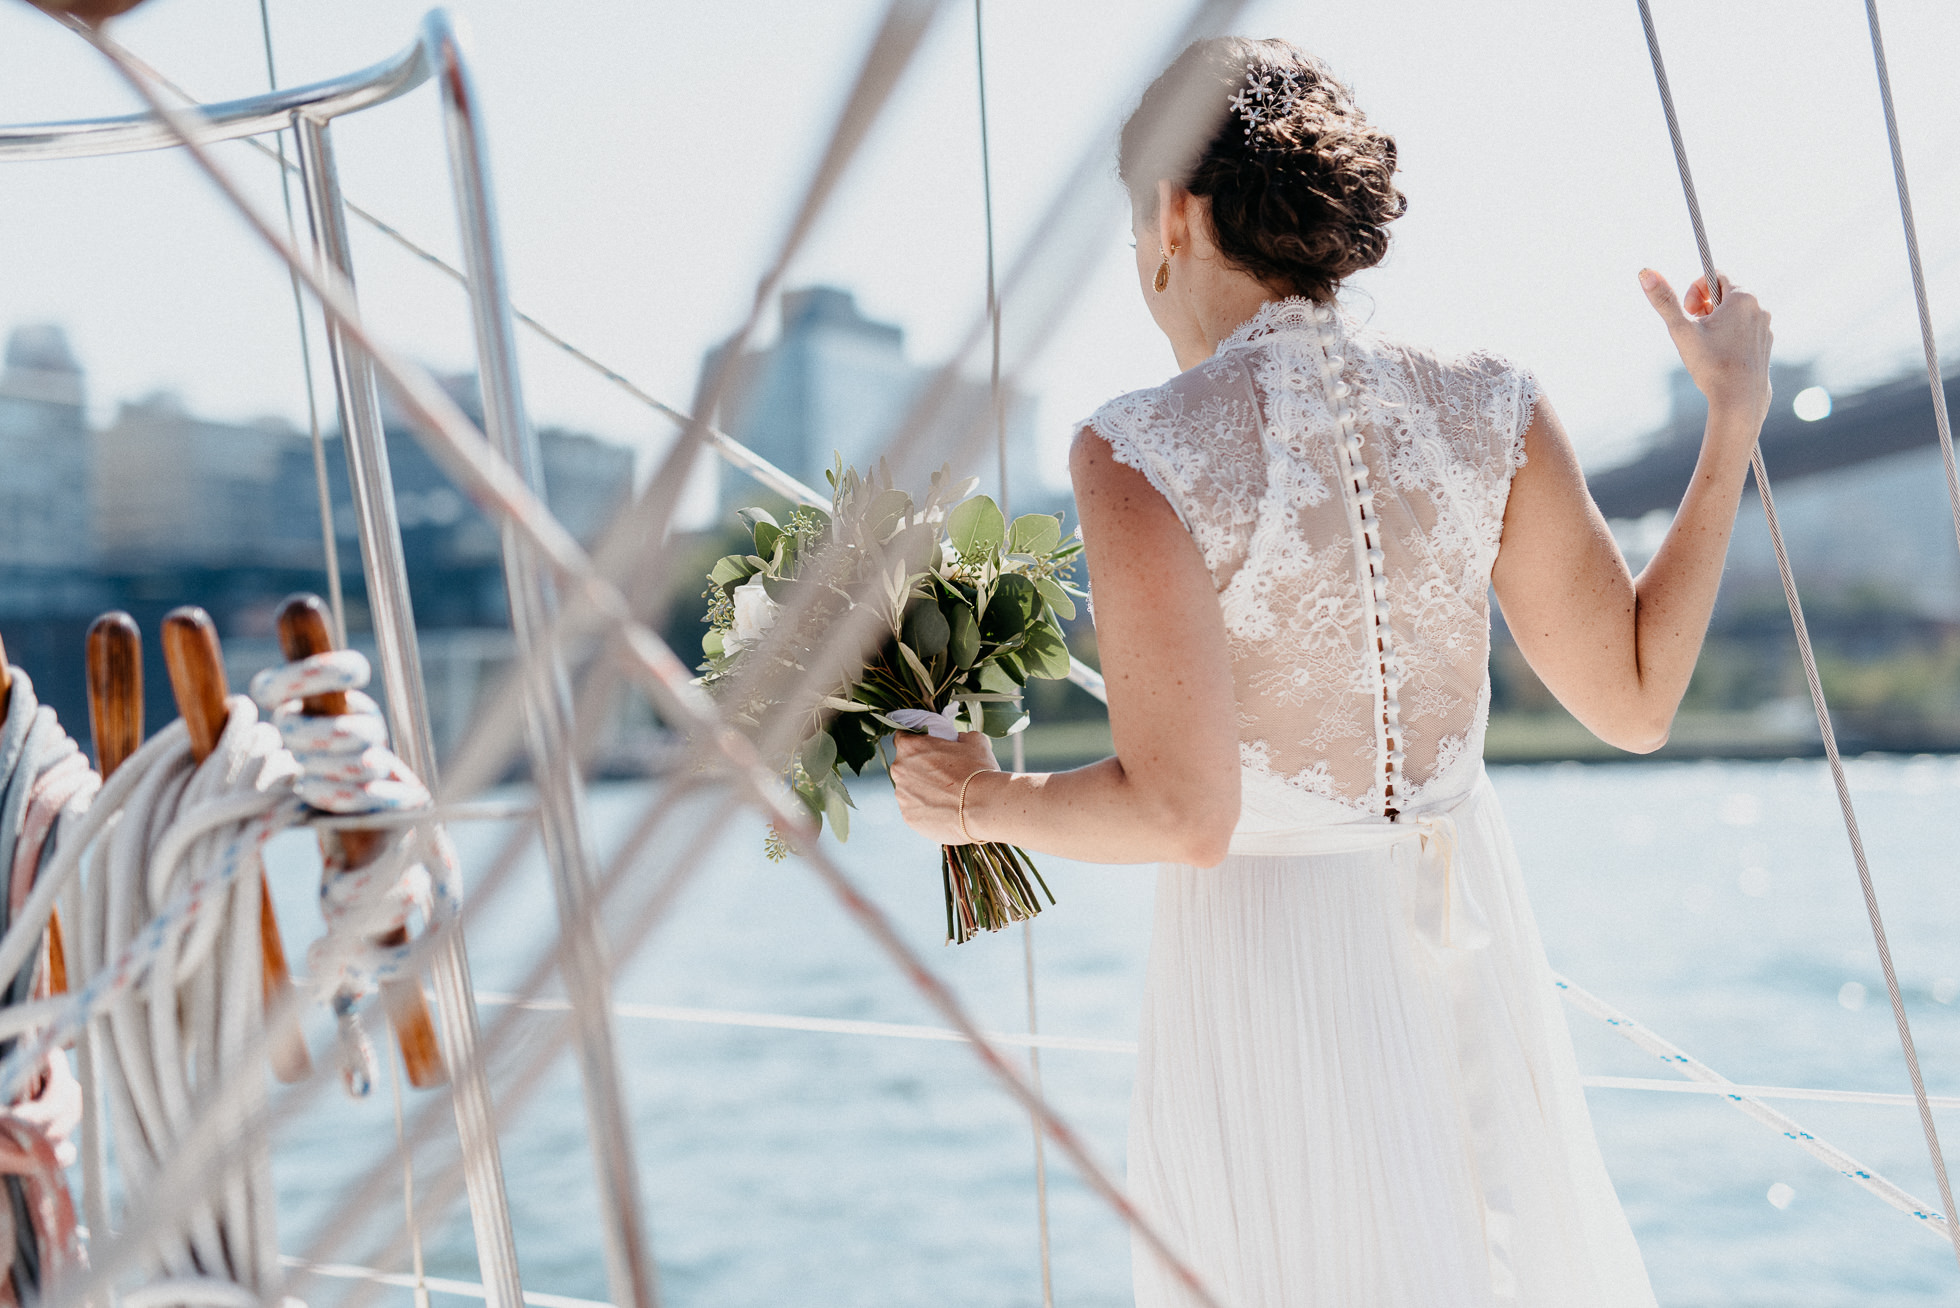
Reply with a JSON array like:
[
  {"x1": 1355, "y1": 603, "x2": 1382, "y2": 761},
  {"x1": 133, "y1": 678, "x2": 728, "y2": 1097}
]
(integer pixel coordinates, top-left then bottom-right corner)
[
  {"x1": 160, "y1": 607, "x2": 312, "y2": 1084},
  {"x1": 275, "y1": 594, "x2": 447, "y2": 1090},
  {"x1": 73, "y1": 612, "x2": 148, "y2": 997},
  {"x1": 0, "y1": 627, "x2": 13, "y2": 724}
]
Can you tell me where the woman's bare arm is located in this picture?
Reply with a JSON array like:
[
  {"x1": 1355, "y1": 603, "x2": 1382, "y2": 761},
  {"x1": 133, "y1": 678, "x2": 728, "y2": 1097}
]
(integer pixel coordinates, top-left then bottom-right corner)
[
  {"x1": 889, "y1": 428, "x2": 1242, "y2": 866},
  {"x1": 1491, "y1": 270, "x2": 1772, "y2": 752}
]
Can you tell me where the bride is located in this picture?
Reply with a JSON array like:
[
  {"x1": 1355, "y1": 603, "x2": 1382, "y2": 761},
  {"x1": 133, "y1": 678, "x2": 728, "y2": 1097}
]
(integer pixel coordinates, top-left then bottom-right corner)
[{"x1": 891, "y1": 35, "x2": 1770, "y2": 1307}]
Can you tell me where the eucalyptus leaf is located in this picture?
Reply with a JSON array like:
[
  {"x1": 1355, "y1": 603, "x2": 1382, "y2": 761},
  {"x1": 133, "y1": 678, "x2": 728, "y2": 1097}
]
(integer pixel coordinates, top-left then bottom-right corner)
[
  {"x1": 752, "y1": 520, "x2": 782, "y2": 560},
  {"x1": 1034, "y1": 576, "x2": 1077, "y2": 621},
  {"x1": 1021, "y1": 622, "x2": 1072, "y2": 679},
  {"x1": 868, "y1": 488, "x2": 913, "y2": 541},
  {"x1": 977, "y1": 660, "x2": 1021, "y2": 695},
  {"x1": 903, "y1": 599, "x2": 951, "y2": 660},
  {"x1": 708, "y1": 555, "x2": 753, "y2": 589},
  {"x1": 980, "y1": 699, "x2": 1027, "y2": 737},
  {"x1": 737, "y1": 507, "x2": 780, "y2": 533},
  {"x1": 944, "y1": 602, "x2": 980, "y2": 668},
  {"x1": 981, "y1": 573, "x2": 1038, "y2": 642},
  {"x1": 1009, "y1": 513, "x2": 1062, "y2": 556},
  {"x1": 799, "y1": 732, "x2": 837, "y2": 781},
  {"x1": 702, "y1": 629, "x2": 724, "y2": 658},
  {"x1": 947, "y1": 495, "x2": 1006, "y2": 556}
]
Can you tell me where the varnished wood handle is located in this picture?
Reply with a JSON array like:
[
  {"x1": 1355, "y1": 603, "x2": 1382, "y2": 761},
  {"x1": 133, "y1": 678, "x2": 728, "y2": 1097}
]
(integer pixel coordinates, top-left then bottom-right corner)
[
  {"x1": 161, "y1": 607, "x2": 311, "y2": 1084},
  {"x1": 277, "y1": 594, "x2": 447, "y2": 1089},
  {"x1": 0, "y1": 626, "x2": 13, "y2": 725},
  {"x1": 75, "y1": 612, "x2": 147, "y2": 998},
  {"x1": 86, "y1": 613, "x2": 143, "y2": 779}
]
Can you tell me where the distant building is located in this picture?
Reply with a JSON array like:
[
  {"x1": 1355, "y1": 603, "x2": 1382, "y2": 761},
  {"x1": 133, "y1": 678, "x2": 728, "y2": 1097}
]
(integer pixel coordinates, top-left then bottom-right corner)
[
  {"x1": 696, "y1": 286, "x2": 1055, "y2": 518},
  {"x1": 0, "y1": 324, "x2": 638, "y2": 761},
  {"x1": 94, "y1": 392, "x2": 319, "y2": 572},
  {"x1": 0, "y1": 325, "x2": 91, "y2": 572}
]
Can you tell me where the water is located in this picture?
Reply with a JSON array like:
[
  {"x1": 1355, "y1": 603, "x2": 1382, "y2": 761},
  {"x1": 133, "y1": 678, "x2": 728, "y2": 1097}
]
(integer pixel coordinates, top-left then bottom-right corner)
[{"x1": 252, "y1": 756, "x2": 1960, "y2": 1307}]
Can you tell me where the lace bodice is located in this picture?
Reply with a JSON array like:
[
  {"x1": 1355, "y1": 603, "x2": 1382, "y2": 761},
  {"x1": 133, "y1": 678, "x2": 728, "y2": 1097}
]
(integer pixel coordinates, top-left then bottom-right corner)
[{"x1": 1085, "y1": 298, "x2": 1536, "y2": 820}]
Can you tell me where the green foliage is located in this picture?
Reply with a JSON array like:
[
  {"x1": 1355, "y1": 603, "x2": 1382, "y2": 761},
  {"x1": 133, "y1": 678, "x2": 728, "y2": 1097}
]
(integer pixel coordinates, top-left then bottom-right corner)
[{"x1": 697, "y1": 458, "x2": 1083, "y2": 874}]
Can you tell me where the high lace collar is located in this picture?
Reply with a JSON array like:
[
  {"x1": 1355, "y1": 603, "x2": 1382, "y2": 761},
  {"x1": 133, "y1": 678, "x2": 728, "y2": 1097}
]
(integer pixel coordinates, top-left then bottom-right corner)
[{"x1": 1212, "y1": 296, "x2": 1347, "y2": 357}]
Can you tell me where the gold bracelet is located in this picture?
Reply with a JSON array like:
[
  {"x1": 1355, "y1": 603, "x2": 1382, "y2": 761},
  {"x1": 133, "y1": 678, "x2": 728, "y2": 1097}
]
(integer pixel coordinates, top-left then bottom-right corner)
[{"x1": 957, "y1": 768, "x2": 990, "y2": 844}]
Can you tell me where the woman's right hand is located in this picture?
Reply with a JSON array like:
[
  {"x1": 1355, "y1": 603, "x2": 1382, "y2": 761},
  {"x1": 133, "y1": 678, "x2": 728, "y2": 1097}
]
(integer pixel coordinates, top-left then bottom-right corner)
[{"x1": 1639, "y1": 268, "x2": 1774, "y2": 431}]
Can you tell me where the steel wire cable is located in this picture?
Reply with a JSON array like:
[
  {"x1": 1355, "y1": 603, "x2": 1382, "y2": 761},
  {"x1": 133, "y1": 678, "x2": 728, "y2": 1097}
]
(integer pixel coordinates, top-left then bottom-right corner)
[
  {"x1": 1633, "y1": 0, "x2": 1960, "y2": 1270},
  {"x1": 255, "y1": 0, "x2": 346, "y2": 649},
  {"x1": 1862, "y1": 0, "x2": 1960, "y2": 564},
  {"x1": 971, "y1": 4, "x2": 1055, "y2": 1300}
]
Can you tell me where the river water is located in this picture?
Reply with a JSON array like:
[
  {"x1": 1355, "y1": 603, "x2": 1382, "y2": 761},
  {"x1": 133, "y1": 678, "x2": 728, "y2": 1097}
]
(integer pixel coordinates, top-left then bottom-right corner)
[{"x1": 252, "y1": 755, "x2": 1960, "y2": 1308}]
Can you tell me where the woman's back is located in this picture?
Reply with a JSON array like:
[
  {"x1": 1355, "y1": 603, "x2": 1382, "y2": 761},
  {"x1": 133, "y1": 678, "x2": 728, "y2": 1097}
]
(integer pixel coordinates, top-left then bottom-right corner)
[{"x1": 1088, "y1": 296, "x2": 1537, "y2": 820}]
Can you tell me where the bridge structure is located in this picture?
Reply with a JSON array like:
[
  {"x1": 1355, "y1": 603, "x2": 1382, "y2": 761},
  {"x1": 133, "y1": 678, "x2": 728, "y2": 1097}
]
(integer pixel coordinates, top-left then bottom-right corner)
[{"x1": 1587, "y1": 365, "x2": 1960, "y2": 520}]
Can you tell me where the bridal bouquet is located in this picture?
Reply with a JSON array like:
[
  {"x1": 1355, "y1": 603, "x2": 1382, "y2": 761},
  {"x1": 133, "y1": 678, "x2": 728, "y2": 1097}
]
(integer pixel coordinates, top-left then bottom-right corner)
[{"x1": 698, "y1": 459, "x2": 1083, "y2": 943}]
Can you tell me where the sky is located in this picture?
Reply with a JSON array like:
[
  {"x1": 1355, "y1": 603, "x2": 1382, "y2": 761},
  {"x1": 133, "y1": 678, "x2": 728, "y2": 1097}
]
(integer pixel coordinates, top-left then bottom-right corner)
[{"x1": 5, "y1": 0, "x2": 1960, "y2": 517}]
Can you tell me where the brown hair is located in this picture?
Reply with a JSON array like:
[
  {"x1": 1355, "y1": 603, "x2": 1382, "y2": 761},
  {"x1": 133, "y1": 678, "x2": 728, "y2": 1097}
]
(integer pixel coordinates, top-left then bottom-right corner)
[{"x1": 1119, "y1": 37, "x2": 1405, "y2": 302}]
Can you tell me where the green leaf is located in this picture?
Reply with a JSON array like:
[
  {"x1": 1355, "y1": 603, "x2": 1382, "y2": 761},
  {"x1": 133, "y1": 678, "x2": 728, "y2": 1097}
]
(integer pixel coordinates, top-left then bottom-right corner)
[
  {"x1": 976, "y1": 660, "x2": 1021, "y2": 695},
  {"x1": 828, "y1": 709, "x2": 879, "y2": 774},
  {"x1": 752, "y1": 519, "x2": 782, "y2": 560},
  {"x1": 1009, "y1": 513, "x2": 1062, "y2": 556},
  {"x1": 1021, "y1": 622, "x2": 1072, "y2": 679},
  {"x1": 947, "y1": 495, "x2": 1006, "y2": 556},
  {"x1": 1034, "y1": 576, "x2": 1077, "y2": 621},
  {"x1": 944, "y1": 601, "x2": 980, "y2": 668},
  {"x1": 981, "y1": 573, "x2": 1038, "y2": 642},
  {"x1": 708, "y1": 555, "x2": 754, "y2": 589},
  {"x1": 822, "y1": 777, "x2": 851, "y2": 841},
  {"x1": 702, "y1": 629, "x2": 725, "y2": 659},
  {"x1": 867, "y1": 488, "x2": 913, "y2": 541},
  {"x1": 738, "y1": 507, "x2": 780, "y2": 533},
  {"x1": 896, "y1": 640, "x2": 936, "y2": 695},
  {"x1": 903, "y1": 598, "x2": 950, "y2": 660},
  {"x1": 980, "y1": 699, "x2": 1027, "y2": 737},
  {"x1": 891, "y1": 522, "x2": 940, "y2": 576},
  {"x1": 799, "y1": 732, "x2": 837, "y2": 780}
]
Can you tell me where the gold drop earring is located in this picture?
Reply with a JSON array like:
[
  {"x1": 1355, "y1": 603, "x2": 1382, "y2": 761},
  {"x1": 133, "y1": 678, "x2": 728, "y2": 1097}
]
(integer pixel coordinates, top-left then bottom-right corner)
[{"x1": 1154, "y1": 242, "x2": 1178, "y2": 294}]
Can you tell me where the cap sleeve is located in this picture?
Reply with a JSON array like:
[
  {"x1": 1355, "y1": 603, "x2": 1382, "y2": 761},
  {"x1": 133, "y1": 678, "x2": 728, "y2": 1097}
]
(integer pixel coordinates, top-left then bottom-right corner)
[{"x1": 1079, "y1": 361, "x2": 1267, "y2": 591}]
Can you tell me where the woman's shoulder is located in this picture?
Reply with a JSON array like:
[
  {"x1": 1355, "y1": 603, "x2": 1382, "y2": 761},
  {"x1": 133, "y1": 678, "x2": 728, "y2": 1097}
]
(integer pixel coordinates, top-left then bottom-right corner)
[{"x1": 1348, "y1": 322, "x2": 1540, "y2": 461}]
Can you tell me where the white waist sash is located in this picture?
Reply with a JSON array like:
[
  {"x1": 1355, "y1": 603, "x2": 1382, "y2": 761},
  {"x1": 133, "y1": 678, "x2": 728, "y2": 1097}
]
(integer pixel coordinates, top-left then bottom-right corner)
[{"x1": 1224, "y1": 780, "x2": 1494, "y2": 953}]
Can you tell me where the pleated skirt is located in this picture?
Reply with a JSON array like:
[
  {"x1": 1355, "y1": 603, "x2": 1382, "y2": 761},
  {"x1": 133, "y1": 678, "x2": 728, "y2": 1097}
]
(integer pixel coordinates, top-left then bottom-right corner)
[{"x1": 1128, "y1": 772, "x2": 1658, "y2": 1307}]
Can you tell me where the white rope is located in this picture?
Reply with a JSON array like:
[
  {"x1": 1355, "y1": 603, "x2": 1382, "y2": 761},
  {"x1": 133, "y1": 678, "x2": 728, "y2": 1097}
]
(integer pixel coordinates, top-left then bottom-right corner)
[
  {"x1": 1632, "y1": 0, "x2": 1960, "y2": 1268},
  {"x1": 66, "y1": 700, "x2": 298, "y2": 1297},
  {"x1": 249, "y1": 650, "x2": 462, "y2": 1098},
  {"x1": 0, "y1": 668, "x2": 92, "y2": 1298},
  {"x1": 1555, "y1": 972, "x2": 1950, "y2": 1238}
]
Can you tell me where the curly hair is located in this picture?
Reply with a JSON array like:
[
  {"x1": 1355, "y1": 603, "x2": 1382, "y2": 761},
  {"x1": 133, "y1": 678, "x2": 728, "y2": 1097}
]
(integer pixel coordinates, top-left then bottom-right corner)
[{"x1": 1119, "y1": 37, "x2": 1406, "y2": 302}]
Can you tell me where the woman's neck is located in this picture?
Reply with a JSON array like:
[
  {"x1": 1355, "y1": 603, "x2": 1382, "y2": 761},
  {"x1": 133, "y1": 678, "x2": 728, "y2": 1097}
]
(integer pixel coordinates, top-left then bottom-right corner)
[{"x1": 1170, "y1": 280, "x2": 1302, "y2": 371}]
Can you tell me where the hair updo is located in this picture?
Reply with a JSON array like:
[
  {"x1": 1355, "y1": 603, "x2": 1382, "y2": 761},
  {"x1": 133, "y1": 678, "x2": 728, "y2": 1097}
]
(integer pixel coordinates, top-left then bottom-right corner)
[{"x1": 1119, "y1": 37, "x2": 1405, "y2": 302}]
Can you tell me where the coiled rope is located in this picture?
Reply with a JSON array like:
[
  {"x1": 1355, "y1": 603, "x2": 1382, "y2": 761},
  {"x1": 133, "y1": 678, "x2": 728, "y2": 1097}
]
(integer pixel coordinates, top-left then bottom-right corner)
[
  {"x1": 248, "y1": 650, "x2": 461, "y2": 1099},
  {"x1": 0, "y1": 649, "x2": 453, "y2": 1306},
  {"x1": 0, "y1": 667, "x2": 91, "y2": 1302},
  {"x1": 1632, "y1": 0, "x2": 1960, "y2": 1268}
]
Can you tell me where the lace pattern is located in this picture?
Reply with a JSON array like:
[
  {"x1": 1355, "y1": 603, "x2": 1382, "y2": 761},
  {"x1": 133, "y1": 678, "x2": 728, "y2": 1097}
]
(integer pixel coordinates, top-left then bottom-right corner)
[{"x1": 1085, "y1": 298, "x2": 1538, "y2": 816}]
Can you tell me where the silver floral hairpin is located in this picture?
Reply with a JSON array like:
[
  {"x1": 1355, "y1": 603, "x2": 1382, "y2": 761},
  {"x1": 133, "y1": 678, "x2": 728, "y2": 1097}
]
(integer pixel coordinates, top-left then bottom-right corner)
[{"x1": 1228, "y1": 58, "x2": 1306, "y2": 144}]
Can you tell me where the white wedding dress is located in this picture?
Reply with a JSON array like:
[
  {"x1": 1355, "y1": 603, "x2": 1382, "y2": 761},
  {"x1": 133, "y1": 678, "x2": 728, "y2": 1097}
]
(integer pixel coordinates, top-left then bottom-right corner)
[{"x1": 1086, "y1": 298, "x2": 1657, "y2": 1307}]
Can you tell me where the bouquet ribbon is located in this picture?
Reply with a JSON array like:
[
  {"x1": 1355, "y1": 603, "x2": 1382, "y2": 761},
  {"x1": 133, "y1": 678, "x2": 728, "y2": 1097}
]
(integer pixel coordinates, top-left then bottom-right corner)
[{"x1": 888, "y1": 708, "x2": 961, "y2": 742}]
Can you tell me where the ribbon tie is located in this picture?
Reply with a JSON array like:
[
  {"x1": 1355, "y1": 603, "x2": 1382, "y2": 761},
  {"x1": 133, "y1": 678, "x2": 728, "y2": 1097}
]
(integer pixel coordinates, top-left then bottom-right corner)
[{"x1": 1405, "y1": 812, "x2": 1492, "y2": 953}]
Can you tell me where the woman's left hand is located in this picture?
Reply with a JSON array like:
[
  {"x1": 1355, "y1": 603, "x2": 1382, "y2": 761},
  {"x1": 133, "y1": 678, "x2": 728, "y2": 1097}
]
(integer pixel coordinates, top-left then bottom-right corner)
[{"x1": 891, "y1": 730, "x2": 999, "y2": 845}]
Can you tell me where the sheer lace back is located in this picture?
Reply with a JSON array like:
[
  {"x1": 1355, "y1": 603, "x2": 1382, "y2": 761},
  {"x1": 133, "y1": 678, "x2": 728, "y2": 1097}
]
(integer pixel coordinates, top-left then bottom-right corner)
[{"x1": 1087, "y1": 299, "x2": 1536, "y2": 818}]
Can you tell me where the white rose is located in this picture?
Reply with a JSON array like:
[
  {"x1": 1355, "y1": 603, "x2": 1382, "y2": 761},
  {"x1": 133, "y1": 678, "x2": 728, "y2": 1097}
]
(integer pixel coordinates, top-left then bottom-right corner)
[{"x1": 726, "y1": 577, "x2": 781, "y2": 654}]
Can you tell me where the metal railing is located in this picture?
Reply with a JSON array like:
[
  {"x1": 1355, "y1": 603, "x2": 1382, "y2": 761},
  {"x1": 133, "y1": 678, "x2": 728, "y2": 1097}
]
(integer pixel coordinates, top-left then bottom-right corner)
[{"x1": 0, "y1": 14, "x2": 653, "y2": 1308}]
